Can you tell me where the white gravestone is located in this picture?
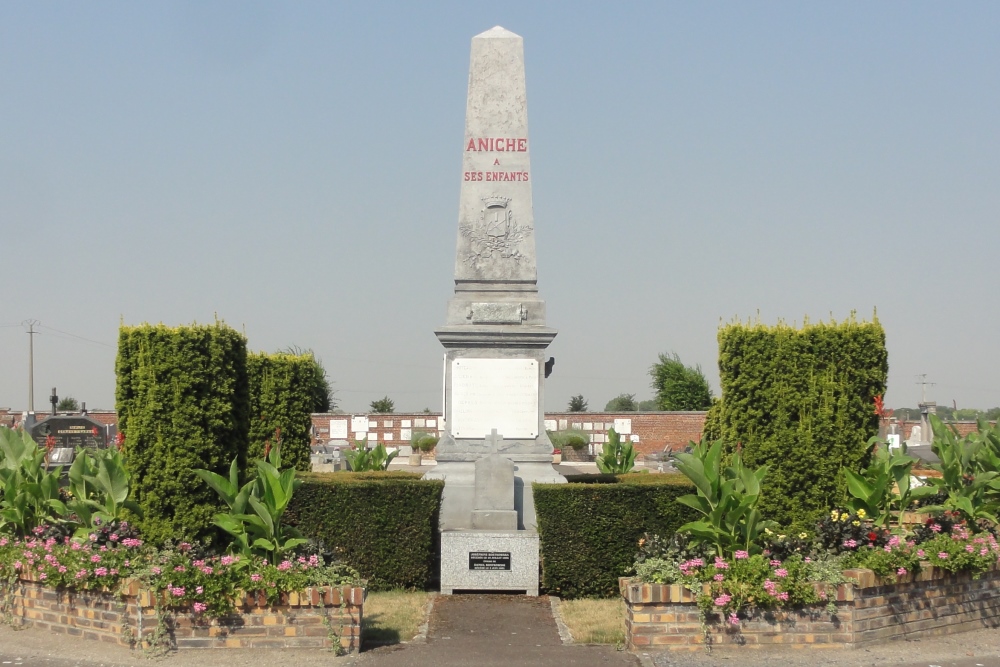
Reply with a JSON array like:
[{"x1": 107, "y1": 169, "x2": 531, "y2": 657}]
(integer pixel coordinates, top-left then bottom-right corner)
[{"x1": 450, "y1": 358, "x2": 538, "y2": 439}]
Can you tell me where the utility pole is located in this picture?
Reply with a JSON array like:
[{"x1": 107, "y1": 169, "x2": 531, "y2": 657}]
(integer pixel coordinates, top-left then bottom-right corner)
[{"x1": 22, "y1": 319, "x2": 40, "y2": 412}]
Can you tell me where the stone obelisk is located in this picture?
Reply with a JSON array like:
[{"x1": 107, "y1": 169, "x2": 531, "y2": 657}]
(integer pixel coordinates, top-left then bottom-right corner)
[{"x1": 429, "y1": 27, "x2": 564, "y2": 595}]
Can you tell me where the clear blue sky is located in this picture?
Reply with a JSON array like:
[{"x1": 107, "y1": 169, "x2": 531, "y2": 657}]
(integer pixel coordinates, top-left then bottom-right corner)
[{"x1": 2, "y1": 2, "x2": 998, "y2": 413}]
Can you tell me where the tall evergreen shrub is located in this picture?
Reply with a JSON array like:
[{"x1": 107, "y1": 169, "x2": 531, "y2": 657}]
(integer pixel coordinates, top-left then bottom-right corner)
[
  {"x1": 248, "y1": 351, "x2": 331, "y2": 471},
  {"x1": 716, "y1": 315, "x2": 887, "y2": 529},
  {"x1": 115, "y1": 322, "x2": 250, "y2": 544}
]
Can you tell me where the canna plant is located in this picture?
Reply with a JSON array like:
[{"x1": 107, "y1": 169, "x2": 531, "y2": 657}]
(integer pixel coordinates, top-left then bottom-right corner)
[
  {"x1": 0, "y1": 426, "x2": 68, "y2": 535},
  {"x1": 595, "y1": 428, "x2": 637, "y2": 474},
  {"x1": 671, "y1": 439, "x2": 777, "y2": 557},
  {"x1": 194, "y1": 443, "x2": 308, "y2": 565},
  {"x1": 343, "y1": 442, "x2": 397, "y2": 472},
  {"x1": 66, "y1": 445, "x2": 143, "y2": 535},
  {"x1": 920, "y1": 415, "x2": 1000, "y2": 525},
  {"x1": 843, "y1": 436, "x2": 935, "y2": 530}
]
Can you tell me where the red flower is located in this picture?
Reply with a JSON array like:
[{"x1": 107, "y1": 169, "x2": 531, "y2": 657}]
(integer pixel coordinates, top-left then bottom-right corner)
[{"x1": 867, "y1": 531, "x2": 878, "y2": 543}]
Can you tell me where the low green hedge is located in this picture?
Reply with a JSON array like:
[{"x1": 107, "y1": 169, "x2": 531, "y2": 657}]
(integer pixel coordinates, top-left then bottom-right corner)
[
  {"x1": 286, "y1": 472, "x2": 442, "y2": 590},
  {"x1": 534, "y1": 473, "x2": 696, "y2": 598}
]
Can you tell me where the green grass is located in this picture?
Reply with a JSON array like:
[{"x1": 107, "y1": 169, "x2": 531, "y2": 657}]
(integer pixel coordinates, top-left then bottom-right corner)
[
  {"x1": 558, "y1": 598, "x2": 626, "y2": 645},
  {"x1": 362, "y1": 590, "x2": 431, "y2": 648}
]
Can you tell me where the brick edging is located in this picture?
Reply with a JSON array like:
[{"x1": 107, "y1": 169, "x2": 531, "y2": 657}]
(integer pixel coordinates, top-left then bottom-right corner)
[{"x1": 3, "y1": 575, "x2": 365, "y2": 651}]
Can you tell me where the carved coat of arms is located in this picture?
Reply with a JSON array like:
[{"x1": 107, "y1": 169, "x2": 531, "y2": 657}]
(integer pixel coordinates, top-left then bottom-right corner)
[{"x1": 460, "y1": 196, "x2": 533, "y2": 268}]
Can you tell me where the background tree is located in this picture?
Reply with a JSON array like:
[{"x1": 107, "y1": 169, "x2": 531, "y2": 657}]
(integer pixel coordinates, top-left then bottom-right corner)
[
  {"x1": 605, "y1": 393, "x2": 637, "y2": 412},
  {"x1": 56, "y1": 396, "x2": 79, "y2": 411},
  {"x1": 649, "y1": 352, "x2": 713, "y2": 411},
  {"x1": 370, "y1": 396, "x2": 395, "y2": 413},
  {"x1": 568, "y1": 394, "x2": 588, "y2": 412},
  {"x1": 637, "y1": 399, "x2": 658, "y2": 411}
]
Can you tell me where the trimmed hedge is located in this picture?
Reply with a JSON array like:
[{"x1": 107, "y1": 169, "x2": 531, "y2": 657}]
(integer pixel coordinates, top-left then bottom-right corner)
[
  {"x1": 716, "y1": 315, "x2": 888, "y2": 529},
  {"x1": 115, "y1": 322, "x2": 249, "y2": 544},
  {"x1": 247, "y1": 351, "x2": 331, "y2": 471},
  {"x1": 534, "y1": 473, "x2": 696, "y2": 598},
  {"x1": 286, "y1": 472, "x2": 443, "y2": 591}
]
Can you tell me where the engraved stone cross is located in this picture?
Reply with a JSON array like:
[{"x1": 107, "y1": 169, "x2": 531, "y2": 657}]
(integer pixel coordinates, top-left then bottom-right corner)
[{"x1": 485, "y1": 429, "x2": 503, "y2": 453}]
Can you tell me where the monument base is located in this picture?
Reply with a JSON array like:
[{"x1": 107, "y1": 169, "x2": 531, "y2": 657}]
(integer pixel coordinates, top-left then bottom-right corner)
[
  {"x1": 440, "y1": 530, "x2": 539, "y2": 596},
  {"x1": 425, "y1": 461, "x2": 565, "y2": 531}
]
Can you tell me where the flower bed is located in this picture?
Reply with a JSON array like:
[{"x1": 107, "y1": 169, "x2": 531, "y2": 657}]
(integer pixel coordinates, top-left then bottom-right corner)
[
  {"x1": 3, "y1": 572, "x2": 364, "y2": 651},
  {"x1": 0, "y1": 532, "x2": 365, "y2": 652},
  {"x1": 621, "y1": 564, "x2": 1000, "y2": 649}
]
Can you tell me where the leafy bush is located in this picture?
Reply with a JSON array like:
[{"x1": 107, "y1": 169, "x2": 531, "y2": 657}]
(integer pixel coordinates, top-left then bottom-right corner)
[
  {"x1": 285, "y1": 472, "x2": 443, "y2": 590},
  {"x1": 411, "y1": 432, "x2": 439, "y2": 453},
  {"x1": 843, "y1": 438, "x2": 935, "y2": 530},
  {"x1": 194, "y1": 445, "x2": 307, "y2": 565},
  {"x1": 66, "y1": 445, "x2": 143, "y2": 536},
  {"x1": 247, "y1": 350, "x2": 331, "y2": 472},
  {"x1": 715, "y1": 315, "x2": 888, "y2": 528},
  {"x1": 115, "y1": 322, "x2": 250, "y2": 545},
  {"x1": 343, "y1": 443, "x2": 397, "y2": 471},
  {"x1": 548, "y1": 429, "x2": 589, "y2": 451},
  {"x1": 922, "y1": 415, "x2": 1000, "y2": 525},
  {"x1": 533, "y1": 474, "x2": 696, "y2": 598},
  {"x1": 649, "y1": 352, "x2": 713, "y2": 411},
  {"x1": 672, "y1": 439, "x2": 777, "y2": 556},
  {"x1": 0, "y1": 427, "x2": 67, "y2": 535},
  {"x1": 595, "y1": 429, "x2": 636, "y2": 474}
]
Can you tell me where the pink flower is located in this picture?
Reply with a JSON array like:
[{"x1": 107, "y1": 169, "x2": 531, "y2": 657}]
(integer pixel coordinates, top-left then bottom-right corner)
[
  {"x1": 930, "y1": 523, "x2": 942, "y2": 533},
  {"x1": 277, "y1": 560, "x2": 292, "y2": 571},
  {"x1": 192, "y1": 602, "x2": 207, "y2": 613},
  {"x1": 90, "y1": 554, "x2": 101, "y2": 563},
  {"x1": 965, "y1": 544, "x2": 975, "y2": 553},
  {"x1": 897, "y1": 568, "x2": 908, "y2": 576},
  {"x1": 843, "y1": 539, "x2": 857, "y2": 548},
  {"x1": 170, "y1": 586, "x2": 185, "y2": 597},
  {"x1": 734, "y1": 550, "x2": 749, "y2": 560},
  {"x1": 713, "y1": 557, "x2": 729, "y2": 570},
  {"x1": 95, "y1": 567, "x2": 108, "y2": 576},
  {"x1": 713, "y1": 574, "x2": 725, "y2": 581},
  {"x1": 221, "y1": 555, "x2": 237, "y2": 566},
  {"x1": 39, "y1": 573, "x2": 47, "y2": 581},
  {"x1": 250, "y1": 573, "x2": 262, "y2": 583},
  {"x1": 196, "y1": 586, "x2": 204, "y2": 594},
  {"x1": 770, "y1": 560, "x2": 781, "y2": 567},
  {"x1": 713, "y1": 593, "x2": 732, "y2": 607},
  {"x1": 775, "y1": 568, "x2": 788, "y2": 578},
  {"x1": 151, "y1": 566, "x2": 162, "y2": 575},
  {"x1": 777, "y1": 591, "x2": 789, "y2": 601},
  {"x1": 174, "y1": 566, "x2": 186, "y2": 572},
  {"x1": 938, "y1": 552, "x2": 949, "y2": 559},
  {"x1": 75, "y1": 569, "x2": 87, "y2": 579},
  {"x1": 201, "y1": 566, "x2": 213, "y2": 575},
  {"x1": 917, "y1": 549, "x2": 926, "y2": 558},
  {"x1": 804, "y1": 557, "x2": 812, "y2": 563},
  {"x1": 728, "y1": 612, "x2": 739, "y2": 626}
]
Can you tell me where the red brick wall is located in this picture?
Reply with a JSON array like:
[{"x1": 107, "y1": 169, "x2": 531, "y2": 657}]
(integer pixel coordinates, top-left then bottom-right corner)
[
  {"x1": 5, "y1": 575, "x2": 364, "y2": 652},
  {"x1": 622, "y1": 565, "x2": 1000, "y2": 650}
]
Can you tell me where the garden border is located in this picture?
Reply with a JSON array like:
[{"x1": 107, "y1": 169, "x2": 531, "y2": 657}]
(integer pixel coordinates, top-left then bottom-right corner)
[
  {"x1": 621, "y1": 565, "x2": 1000, "y2": 650},
  {"x1": 2, "y1": 573, "x2": 364, "y2": 652}
]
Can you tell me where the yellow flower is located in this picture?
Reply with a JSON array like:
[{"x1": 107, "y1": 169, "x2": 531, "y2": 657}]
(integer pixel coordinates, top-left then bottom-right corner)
[
  {"x1": 841, "y1": 514, "x2": 849, "y2": 522},
  {"x1": 778, "y1": 535, "x2": 786, "y2": 540},
  {"x1": 852, "y1": 521, "x2": 861, "y2": 526},
  {"x1": 764, "y1": 528, "x2": 773, "y2": 535},
  {"x1": 831, "y1": 510, "x2": 839, "y2": 520},
  {"x1": 798, "y1": 532, "x2": 808, "y2": 539},
  {"x1": 857, "y1": 509, "x2": 867, "y2": 519}
]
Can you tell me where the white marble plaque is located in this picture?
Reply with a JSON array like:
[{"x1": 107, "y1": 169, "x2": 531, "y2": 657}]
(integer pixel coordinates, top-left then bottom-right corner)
[
  {"x1": 614, "y1": 418, "x2": 632, "y2": 435},
  {"x1": 544, "y1": 419, "x2": 557, "y2": 431},
  {"x1": 558, "y1": 419, "x2": 568, "y2": 430},
  {"x1": 368, "y1": 420, "x2": 378, "y2": 429},
  {"x1": 364, "y1": 432, "x2": 374, "y2": 442},
  {"x1": 571, "y1": 422, "x2": 582, "y2": 430},
  {"x1": 384, "y1": 432, "x2": 394, "y2": 441},
  {"x1": 351, "y1": 416, "x2": 368, "y2": 433},
  {"x1": 329, "y1": 419, "x2": 348, "y2": 440},
  {"x1": 630, "y1": 434, "x2": 640, "y2": 442},
  {"x1": 426, "y1": 419, "x2": 436, "y2": 428},
  {"x1": 451, "y1": 358, "x2": 538, "y2": 439},
  {"x1": 383, "y1": 420, "x2": 393, "y2": 427},
  {"x1": 400, "y1": 428, "x2": 412, "y2": 441},
  {"x1": 583, "y1": 422, "x2": 594, "y2": 431},
  {"x1": 415, "y1": 418, "x2": 426, "y2": 427},
  {"x1": 402, "y1": 420, "x2": 412, "y2": 428}
]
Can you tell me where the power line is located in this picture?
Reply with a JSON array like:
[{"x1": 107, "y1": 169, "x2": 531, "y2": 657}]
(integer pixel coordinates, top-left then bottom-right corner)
[{"x1": 37, "y1": 324, "x2": 114, "y2": 348}]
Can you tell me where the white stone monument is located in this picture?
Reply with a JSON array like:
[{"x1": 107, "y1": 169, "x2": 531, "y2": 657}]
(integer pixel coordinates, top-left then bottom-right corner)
[{"x1": 427, "y1": 26, "x2": 564, "y2": 596}]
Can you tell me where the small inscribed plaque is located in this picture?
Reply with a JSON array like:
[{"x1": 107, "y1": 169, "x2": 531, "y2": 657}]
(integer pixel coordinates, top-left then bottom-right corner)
[
  {"x1": 368, "y1": 421, "x2": 378, "y2": 429},
  {"x1": 450, "y1": 358, "x2": 538, "y2": 439},
  {"x1": 571, "y1": 423, "x2": 582, "y2": 430},
  {"x1": 383, "y1": 420, "x2": 393, "y2": 427},
  {"x1": 351, "y1": 416, "x2": 368, "y2": 433},
  {"x1": 468, "y1": 552, "x2": 511, "y2": 571},
  {"x1": 558, "y1": 419, "x2": 568, "y2": 430},
  {"x1": 401, "y1": 420, "x2": 412, "y2": 428},
  {"x1": 470, "y1": 302, "x2": 523, "y2": 324},
  {"x1": 426, "y1": 419, "x2": 436, "y2": 428},
  {"x1": 630, "y1": 434, "x2": 640, "y2": 442},
  {"x1": 414, "y1": 419, "x2": 426, "y2": 427},
  {"x1": 583, "y1": 422, "x2": 593, "y2": 431},
  {"x1": 329, "y1": 420, "x2": 348, "y2": 440},
  {"x1": 544, "y1": 419, "x2": 557, "y2": 431},
  {"x1": 614, "y1": 418, "x2": 632, "y2": 435},
  {"x1": 400, "y1": 428, "x2": 412, "y2": 441},
  {"x1": 384, "y1": 433, "x2": 394, "y2": 441}
]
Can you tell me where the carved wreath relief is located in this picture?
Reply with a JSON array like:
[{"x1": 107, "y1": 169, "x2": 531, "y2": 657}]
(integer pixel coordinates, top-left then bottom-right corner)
[{"x1": 460, "y1": 195, "x2": 532, "y2": 268}]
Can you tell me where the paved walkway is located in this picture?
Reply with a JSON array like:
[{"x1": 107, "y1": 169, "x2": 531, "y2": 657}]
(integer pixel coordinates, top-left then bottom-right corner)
[{"x1": 358, "y1": 594, "x2": 638, "y2": 667}]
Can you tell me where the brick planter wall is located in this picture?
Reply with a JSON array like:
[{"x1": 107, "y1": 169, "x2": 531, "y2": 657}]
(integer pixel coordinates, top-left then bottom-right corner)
[
  {"x1": 3, "y1": 575, "x2": 364, "y2": 652},
  {"x1": 621, "y1": 565, "x2": 1000, "y2": 650}
]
